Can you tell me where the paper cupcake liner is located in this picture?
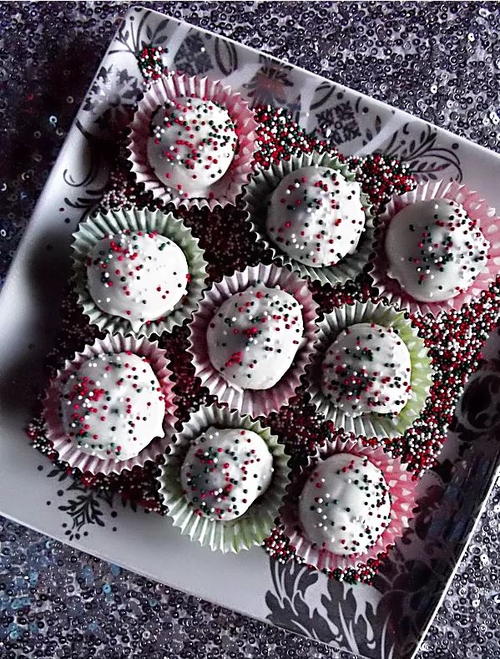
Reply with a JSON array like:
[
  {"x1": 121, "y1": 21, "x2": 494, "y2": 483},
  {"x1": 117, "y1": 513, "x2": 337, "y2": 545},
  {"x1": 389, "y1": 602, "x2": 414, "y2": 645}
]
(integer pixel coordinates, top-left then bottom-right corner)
[
  {"x1": 187, "y1": 263, "x2": 319, "y2": 418},
  {"x1": 71, "y1": 207, "x2": 208, "y2": 337},
  {"x1": 281, "y1": 436, "x2": 417, "y2": 574},
  {"x1": 242, "y1": 151, "x2": 376, "y2": 286},
  {"x1": 157, "y1": 403, "x2": 290, "y2": 553},
  {"x1": 43, "y1": 335, "x2": 178, "y2": 476},
  {"x1": 128, "y1": 71, "x2": 258, "y2": 210},
  {"x1": 308, "y1": 299, "x2": 433, "y2": 439},
  {"x1": 369, "y1": 179, "x2": 500, "y2": 316}
]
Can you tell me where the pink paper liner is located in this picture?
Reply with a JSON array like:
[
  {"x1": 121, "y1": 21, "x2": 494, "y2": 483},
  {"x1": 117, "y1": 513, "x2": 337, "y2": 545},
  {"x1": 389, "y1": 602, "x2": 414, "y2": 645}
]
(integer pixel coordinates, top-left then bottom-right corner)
[
  {"x1": 128, "y1": 70, "x2": 258, "y2": 210},
  {"x1": 43, "y1": 335, "x2": 177, "y2": 476},
  {"x1": 370, "y1": 179, "x2": 500, "y2": 316},
  {"x1": 187, "y1": 263, "x2": 319, "y2": 418},
  {"x1": 281, "y1": 437, "x2": 417, "y2": 574}
]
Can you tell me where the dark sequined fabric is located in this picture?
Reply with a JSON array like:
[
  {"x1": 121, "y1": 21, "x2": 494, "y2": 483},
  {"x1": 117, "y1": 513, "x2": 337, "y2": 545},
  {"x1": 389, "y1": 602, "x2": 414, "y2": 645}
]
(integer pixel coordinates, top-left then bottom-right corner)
[{"x1": 0, "y1": 2, "x2": 499, "y2": 657}]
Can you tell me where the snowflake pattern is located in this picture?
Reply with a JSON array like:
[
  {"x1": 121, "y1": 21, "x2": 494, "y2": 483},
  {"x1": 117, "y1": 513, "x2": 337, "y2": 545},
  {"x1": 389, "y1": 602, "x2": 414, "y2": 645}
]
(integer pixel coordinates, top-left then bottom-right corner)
[{"x1": 82, "y1": 64, "x2": 141, "y2": 134}]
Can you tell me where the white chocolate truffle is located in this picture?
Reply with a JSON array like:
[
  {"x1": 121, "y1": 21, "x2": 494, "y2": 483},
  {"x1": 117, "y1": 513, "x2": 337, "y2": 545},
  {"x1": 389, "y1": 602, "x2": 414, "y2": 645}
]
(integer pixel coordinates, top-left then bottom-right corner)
[
  {"x1": 299, "y1": 453, "x2": 391, "y2": 555},
  {"x1": 266, "y1": 166, "x2": 366, "y2": 267},
  {"x1": 385, "y1": 199, "x2": 490, "y2": 302},
  {"x1": 180, "y1": 426, "x2": 273, "y2": 521},
  {"x1": 206, "y1": 285, "x2": 304, "y2": 391},
  {"x1": 147, "y1": 97, "x2": 238, "y2": 198},
  {"x1": 86, "y1": 231, "x2": 189, "y2": 332},
  {"x1": 321, "y1": 322, "x2": 411, "y2": 417},
  {"x1": 61, "y1": 352, "x2": 165, "y2": 461}
]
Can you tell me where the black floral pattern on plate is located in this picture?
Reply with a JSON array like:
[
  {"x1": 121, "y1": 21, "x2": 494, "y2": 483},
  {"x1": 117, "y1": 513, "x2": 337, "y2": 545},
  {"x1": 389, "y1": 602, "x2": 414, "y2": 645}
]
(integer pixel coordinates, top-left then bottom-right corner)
[
  {"x1": 110, "y1": 10, "x2": 171, "y2": 56},
  {"x1": 267, "y1": 559, "x2": 395, "y2": 656},
  {"x1": 381, "y1": 123, "x2": 463, "y2": 181},
  {"x1": 174, "y1": 31, "x2": 213, "y2": 76},
  {"x1": 455, "y1": 372, "x2": 500, "y2": 435},
  {"x1": 213, "y1": 36, "x2": 238, "y2": 77},
  {"x1": 43, "y1": 465, "x2": 117, "y2": 542}
]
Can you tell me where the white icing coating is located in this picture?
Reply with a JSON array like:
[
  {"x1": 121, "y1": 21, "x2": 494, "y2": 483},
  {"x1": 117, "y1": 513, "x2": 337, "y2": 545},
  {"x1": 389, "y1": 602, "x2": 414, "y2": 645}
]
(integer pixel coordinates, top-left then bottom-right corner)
[
  {"x1": 385, "y1": 199, "x2": 490, "y2": 302},
  {"x1": 266, "y1": 166, "x2": 366, "y2": 267},
  {"x1": 60, "y1": 352, "x2": 165, "y2": 461},
  {"x1": 206, "y1": 285, "x2": 304, "y2": 391},
  {"x1": 180, "y1": 426, "x2": 273, "y2": 521},
  {"x1": 298, "y1": 453, "x2": 392, "y2": 555},
  {"x1": 147, "y1": 97, "x2": 238, "y2": 198},
  {"x1": 321, "y1": 322, "x2": 412, "y2": 417},
  {"x1": 86, "y1": 231, "x2": 189, "y2": 332}
]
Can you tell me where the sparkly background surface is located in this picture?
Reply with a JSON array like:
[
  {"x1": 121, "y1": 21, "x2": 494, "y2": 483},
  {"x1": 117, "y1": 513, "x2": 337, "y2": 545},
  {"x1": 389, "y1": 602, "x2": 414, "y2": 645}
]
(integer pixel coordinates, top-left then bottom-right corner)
[{"x1": 0, "y1": 2, "x2": 499, "y2": 657}]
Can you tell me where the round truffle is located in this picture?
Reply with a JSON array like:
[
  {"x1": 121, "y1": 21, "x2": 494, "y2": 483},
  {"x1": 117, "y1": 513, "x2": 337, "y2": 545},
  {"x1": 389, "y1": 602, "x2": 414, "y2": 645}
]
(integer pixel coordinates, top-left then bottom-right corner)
[
  {"x1": 385, "y1": 199, "x2": 490, "y2": 302},
  {"x1": 321, "y1": 322, "x2": 412, "y2": 417},
  {"x1": 180, "y1": 426, "x2": 273, "y2": 521},
  {"x1": 147, "y1": 97, "x2": 238, "y2": 198},
  {"x1": 298, "y1": 453, "x2": 392, "y2": 555},
  {"x1": 61, "y1": 352, "x2": 165, "y2": 461},
  {"x1": 266, "y1": 166, "x2": 366, "y2": 267},
  {"x1": 206, "y1": 285, "x2": 304, "y2": 391},
  {"x1": 86, "y1": 231, "x2": 189, "y2": 331}
]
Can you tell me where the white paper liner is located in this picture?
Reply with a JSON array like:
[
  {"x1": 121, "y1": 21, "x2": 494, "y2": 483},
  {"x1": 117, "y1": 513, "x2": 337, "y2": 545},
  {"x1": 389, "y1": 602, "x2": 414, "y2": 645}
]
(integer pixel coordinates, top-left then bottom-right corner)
[
  {"x1": 308, "y1": 299, "x2": 433, "y2": 439},
  {"x1": 71, "y1": 207, "x2": 208, "y2": 337},
  {"x1": 187, "y1": 263, "x2": 319, "y2": 418},
  {"x1": 281, "y1": 437, "x2": 417, "y2": 573},
  {"x1": 157, "y1": 403, "x2": 290, "y2": 553},
  {"x1": 369, "y1": 179, "x2": 500, "y2": 316},
  {"x1": 128, "y1": 70, "x2": 258, "y2": 210},
  {"x1": 43, "y1": 335, "x2": 177, "y2": 475},
  {"x1": 243, "y1": 151, "x2": 375, "y2": 286}
]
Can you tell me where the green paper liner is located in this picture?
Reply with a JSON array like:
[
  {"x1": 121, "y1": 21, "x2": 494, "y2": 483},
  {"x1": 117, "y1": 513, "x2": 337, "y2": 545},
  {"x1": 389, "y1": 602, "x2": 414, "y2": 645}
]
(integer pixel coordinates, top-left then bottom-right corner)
[
  {"x1": 157, "y1": 403, "x2": 290, "y2": 553},
  {"x1": 243, "y1": 151, "x2": 375, "y2": 286},
  {"x1": 71, "y1": 207, "x2": 208, "y2": 337},
  {"x1": 308, "y1": 300, "x2": 433, "y2": 439}
]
